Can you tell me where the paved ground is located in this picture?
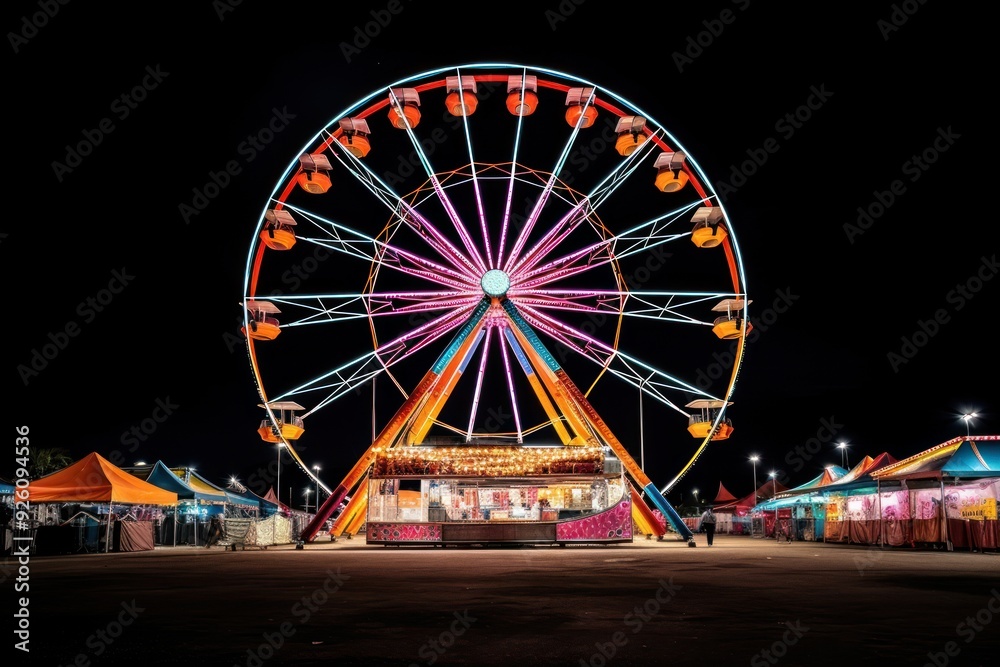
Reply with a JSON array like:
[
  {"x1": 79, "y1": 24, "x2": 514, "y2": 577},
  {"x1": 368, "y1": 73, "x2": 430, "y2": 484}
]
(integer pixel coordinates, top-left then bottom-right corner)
[{"x1": 11, "y1": 534, "x2": 998, "y2": 666}]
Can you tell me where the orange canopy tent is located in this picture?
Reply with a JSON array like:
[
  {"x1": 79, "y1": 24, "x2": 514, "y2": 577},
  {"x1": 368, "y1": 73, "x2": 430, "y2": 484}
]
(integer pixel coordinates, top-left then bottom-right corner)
[{"x1": 28, "y1": 452, "x2": 178, "y2": 505}]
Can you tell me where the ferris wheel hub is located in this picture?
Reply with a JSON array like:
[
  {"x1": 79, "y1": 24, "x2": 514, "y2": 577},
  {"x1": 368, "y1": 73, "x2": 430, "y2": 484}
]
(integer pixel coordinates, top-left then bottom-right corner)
[{"x1": 481, "y1": 269, "x2": 511, "y2": 297}]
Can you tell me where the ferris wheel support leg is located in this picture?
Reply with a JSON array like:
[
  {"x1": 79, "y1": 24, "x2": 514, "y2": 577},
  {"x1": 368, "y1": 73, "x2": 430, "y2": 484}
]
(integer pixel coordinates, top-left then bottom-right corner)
[{"x1": 641, "y1": 482, "x2": 696, "y2": 544}]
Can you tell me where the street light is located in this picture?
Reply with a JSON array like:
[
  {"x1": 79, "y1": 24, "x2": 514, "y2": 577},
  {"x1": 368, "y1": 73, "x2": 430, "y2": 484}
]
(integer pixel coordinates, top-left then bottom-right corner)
[
  {"x1": 312, "y1": 464, "x2": 321, "y2": 512},
  {"x1": 749, "y1": 455, "x2": 760, "y2": 503},
  {"x1": 275, "y1": 443, "x2": 285, "y2": 501},
  {"x1": 692, "y1": 488, "x2": 699, "y2": 507},
  {"x1": 961, "y1": 412, "x2": 978, "y2": 438},
  {"x1": 836, "y1": 441, "x2": 849, "y2": 469},
  {"x1": 303, "y1": 488, "x2": 313, "y2": 512}
]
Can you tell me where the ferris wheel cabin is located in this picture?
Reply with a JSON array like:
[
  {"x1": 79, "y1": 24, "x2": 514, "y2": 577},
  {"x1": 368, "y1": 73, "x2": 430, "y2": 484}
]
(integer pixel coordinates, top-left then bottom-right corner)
[
  {"x1": 711, "y1": 297, "x2": 752, "y2": 340},
  {"x1": 242, "y1": 300, "x2": 282, "y2": 341},
  {"x1": 260, "y1": 208, "x2": 297, "y2": 251},
  {"x1": 257, "y1": 401, "x2": 306, "y2": 443},
  {"x1": 690, "y1": 206, "x2": 728, "y2": 248},
  {"x1": 686, "y1": 399, "x2": 734, "y2": 441}
]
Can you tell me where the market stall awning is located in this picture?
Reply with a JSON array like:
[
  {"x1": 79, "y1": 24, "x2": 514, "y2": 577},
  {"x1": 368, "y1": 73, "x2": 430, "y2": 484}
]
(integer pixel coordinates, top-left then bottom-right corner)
[{"x1": 27, "y1": 452, "x2": 178, "y2": 505}]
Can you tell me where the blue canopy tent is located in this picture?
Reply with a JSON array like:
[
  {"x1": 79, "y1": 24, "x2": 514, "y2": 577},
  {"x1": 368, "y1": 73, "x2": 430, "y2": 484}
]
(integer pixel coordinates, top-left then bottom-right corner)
[{"x1": 124, "y1": 461, "x2": 230, "y2": 545}]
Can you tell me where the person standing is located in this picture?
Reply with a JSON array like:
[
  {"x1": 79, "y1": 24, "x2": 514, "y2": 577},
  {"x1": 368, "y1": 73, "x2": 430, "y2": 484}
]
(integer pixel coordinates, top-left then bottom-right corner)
[{"x1": 700, "y1": 506, "x2": 717, "y2": 546}]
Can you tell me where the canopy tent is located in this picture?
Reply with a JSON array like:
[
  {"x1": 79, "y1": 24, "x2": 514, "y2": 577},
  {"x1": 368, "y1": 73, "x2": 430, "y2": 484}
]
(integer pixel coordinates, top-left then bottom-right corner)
[
  {"x1": 125, "y1": 462, "x2": 228, "y2": 503},
  {"x1": 872, "y1": 437, "x2": 1000, "y2": 482},
  {"x1": 27, "y1": 452, "x2": 177, "y2": 505},
  {"x1": 713, "y1": 482, "x2": 738, "y2": 504},
  {"x1": 26, "y1": 453, "x2": 176, "y2": 553},
  {"x1": 714, "y1": 478, "x2": 789, "y2": 514},
  {"x1": 170, "y1": 467, "x2": 261, "y2": 511},
  {"x1": 263, "y1": 487, "x2": 294, "y2": 514}
]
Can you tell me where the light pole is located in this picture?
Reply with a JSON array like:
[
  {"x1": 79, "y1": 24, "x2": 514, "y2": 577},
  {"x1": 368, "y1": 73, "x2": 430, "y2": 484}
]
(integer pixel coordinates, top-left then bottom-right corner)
[
  {"x1": 692, "y1": 488, "x2": 699, "y2": 508},
  {"x1": 275, "y1": 443, "x2": 286, "y2": 502},
  {"x1": 769, "y1": 471, "x2": 778, "y2": 538},
  {"x1": 303, "y1": 488, "x2": 313, "y2": 512},
  {"x1": 837, "y1": 441, "x2": 849, "y2": 469},
  {"x1": 962, "y1": 412, "x2": 978, "y2": 438},
  {"x1": 638, "y1": 379, "x2": 646, "y2": 472},
  {"x1": 313, "y1": 464, "x2": 321, "y2": 512},
  {"x1": 749, "y1": 455, "x2": 759, "y2": 503}
]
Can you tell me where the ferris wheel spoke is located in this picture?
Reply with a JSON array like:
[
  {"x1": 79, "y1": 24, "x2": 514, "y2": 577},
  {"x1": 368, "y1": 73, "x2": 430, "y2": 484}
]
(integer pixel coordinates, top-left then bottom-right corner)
[
  {"x1": 280, "y1": 203, "x2": 479, "y2": 291},
  {"x1": 515, "y1": 289, "x2": 738, "y2": 327},
  {"x1": 504, "y1": 136, "x2": 658, "y2": 281},
  {"x1": 258, "y1": 291, "x2": 481, "y2": 327},
  {"x1": 513, "y1": 303, "x2": 714, "y2": 409},
  {"x1": 501, "y1": 87, "x2": 599, "y2": 273},
  {"x1": 275, "y1": 304, "x2": 476, "y2": 416},
  {"x1": 509, "y1": 196, "x2": 706, "y2": 291},
  {"x1": 312, "y1": 132, "x2": 486, "y2": 279},
  {"x1": 387, "y1": 71, "x2": 490, "y2": 274},
  {"x1": 496, "y1": 329, "x2": 526, "y2": 442},
  {"x1": 495, "y1": 69, "x2": 533, "y2": 270},
  {"x1": 464, "y1": 327, "x2": 492, "y2": 441}
]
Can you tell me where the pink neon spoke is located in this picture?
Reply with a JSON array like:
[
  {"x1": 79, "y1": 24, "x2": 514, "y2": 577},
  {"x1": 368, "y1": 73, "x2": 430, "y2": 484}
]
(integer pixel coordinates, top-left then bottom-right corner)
[
  {"x1": 374, "y1": 304, "x2": 475, "y2": 367},
  {"x1": 398, "y1": 204, "x2": 484, "y2": 281},
  {"x1": 420, "y1": 173, "x2": 489, "y2": 274},
  {"x1": 511, "y1": 242, "x2": 615, "y2": 291},
  {"x1": 515, "y1": 303, "x2": 617, "y2": 366},
  {"x1": 507, "y1": 293, "x2": 621, "y2": 315},
  {"x1": 470, "y1": 171, "x2": 494, "y2": 271},
  {"x1": 378, "y1": 242, "x2": 480, "y2": 291},
  {"x1": 466, "y1": 328, "x2": 492, "y2": 439},
  {"x1": 498, "y1": 326, "x2": 525, "y2": 442},
  {"x1": 502, "y1": 171, "x2": 564, "y2": 274},
  {"x1": 505, "y1": 199, "x2": 590, "y2": 278},
  {"x1": 365, "y1": 293, "x2": 481, "y2": 317}
]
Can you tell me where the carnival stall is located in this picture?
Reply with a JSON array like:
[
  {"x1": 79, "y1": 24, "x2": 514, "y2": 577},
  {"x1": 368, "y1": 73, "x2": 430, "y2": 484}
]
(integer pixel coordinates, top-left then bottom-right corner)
[
  {"x1": 26, "y1": 453, "x2": 178, "y2": 554},
  {"x1": 365, "y1": 442, "x2": 632, "y2": 545}
]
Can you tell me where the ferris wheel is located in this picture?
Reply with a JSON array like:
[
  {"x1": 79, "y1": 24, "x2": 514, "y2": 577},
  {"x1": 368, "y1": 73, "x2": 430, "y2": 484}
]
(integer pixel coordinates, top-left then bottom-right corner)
[{"x1": 241, "y1": 63, "x2": 750, "y2": 537}]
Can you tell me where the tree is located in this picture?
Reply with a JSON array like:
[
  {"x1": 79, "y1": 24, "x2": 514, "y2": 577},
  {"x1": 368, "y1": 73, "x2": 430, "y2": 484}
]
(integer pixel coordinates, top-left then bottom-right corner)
[{"x1": 29, "y1": 447, "x2": 74, "y2": 478}]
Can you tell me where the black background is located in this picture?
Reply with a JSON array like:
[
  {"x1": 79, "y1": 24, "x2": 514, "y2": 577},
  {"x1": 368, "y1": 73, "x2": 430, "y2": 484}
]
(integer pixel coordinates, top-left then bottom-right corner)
[{"x1": 6, "y1": 1, "x2": 991, "y2": 509}]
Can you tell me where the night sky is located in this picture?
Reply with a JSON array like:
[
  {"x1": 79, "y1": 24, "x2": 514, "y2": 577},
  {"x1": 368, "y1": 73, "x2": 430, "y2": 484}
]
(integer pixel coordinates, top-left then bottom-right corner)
[{"x1": 7, "y1": 2, "x2": 990, "y2": 511}]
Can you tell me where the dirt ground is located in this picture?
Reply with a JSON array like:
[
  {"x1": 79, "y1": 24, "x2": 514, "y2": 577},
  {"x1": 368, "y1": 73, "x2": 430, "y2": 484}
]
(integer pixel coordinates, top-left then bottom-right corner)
[{"x1": 11, "y1": 534, "x2": 998, "y2": 666}]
